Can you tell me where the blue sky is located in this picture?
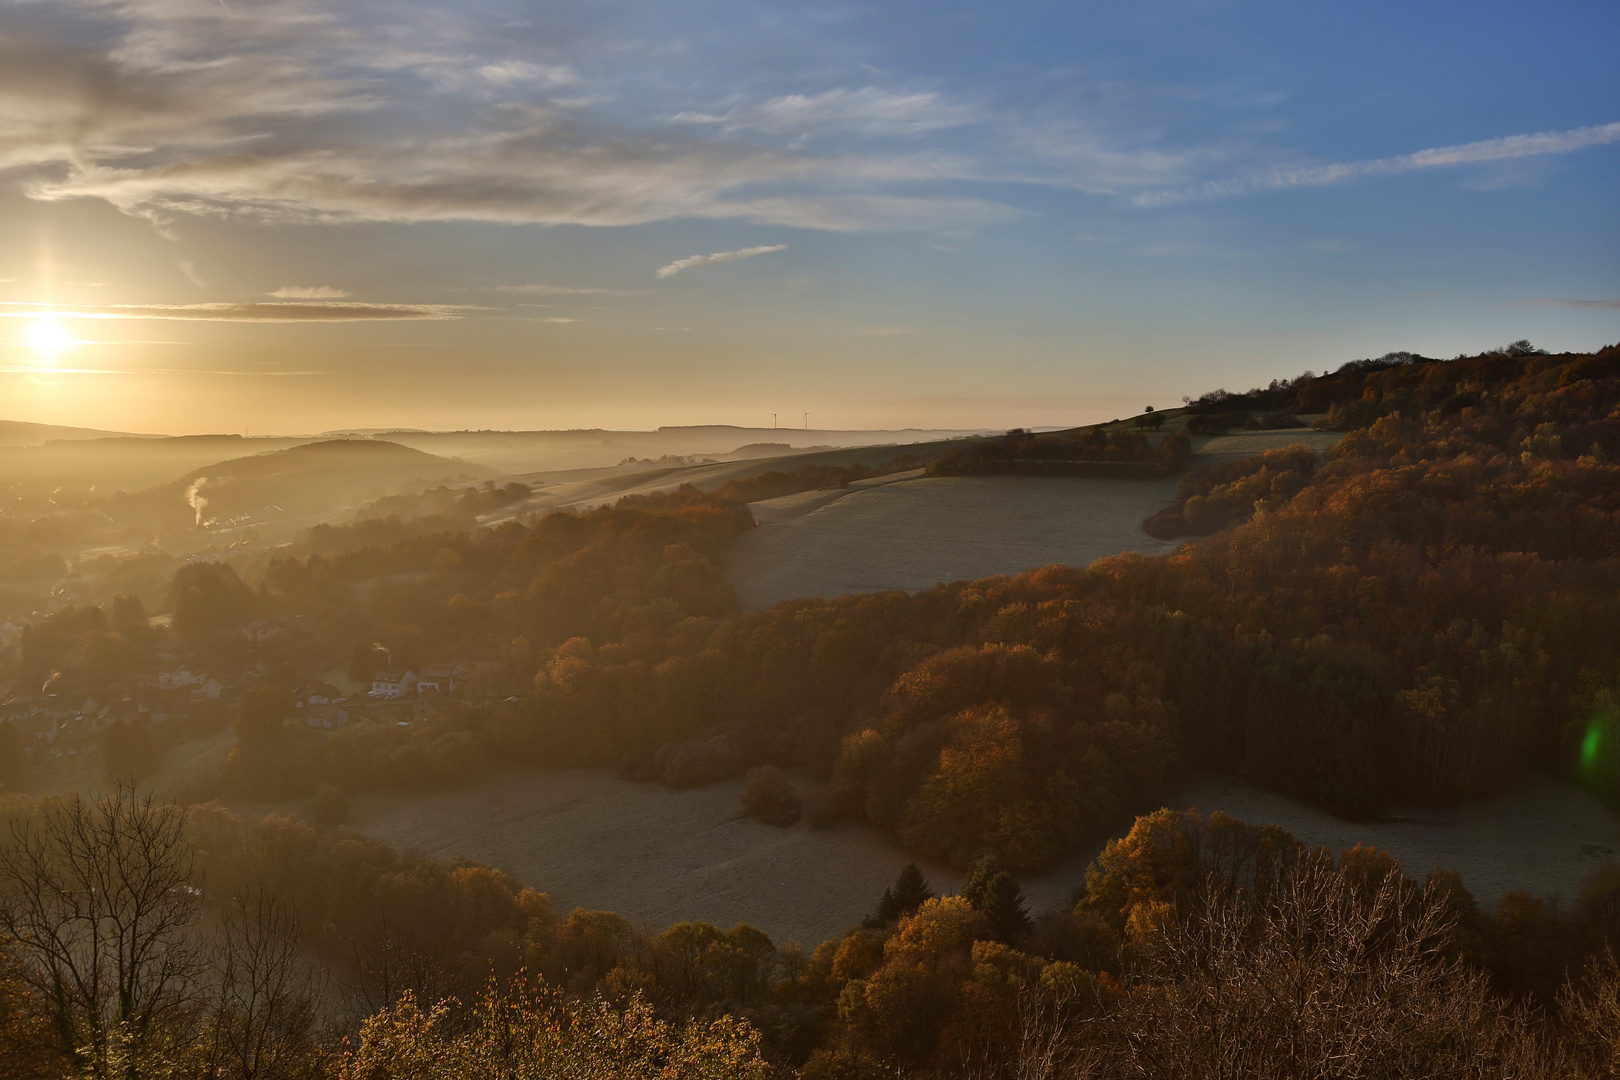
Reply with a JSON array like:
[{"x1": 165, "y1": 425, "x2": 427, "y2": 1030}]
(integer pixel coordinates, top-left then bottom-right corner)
[{"x1": 0, "y1": 0, "x2": 1615, "y2": 433}]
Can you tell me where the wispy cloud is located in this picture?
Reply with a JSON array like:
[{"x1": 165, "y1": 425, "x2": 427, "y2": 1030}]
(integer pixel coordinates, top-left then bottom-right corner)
[
  {"x1": 1133, "y1": 121, "x2": 1620, "y2": 206},
  {"x1": 270, "y1": 285, "x2": 349, "y2": 299},
  {"x1": 178, "y1": 260, "x2": 207, "y2": 289},
  {"x1": 0, "y1": 302, "x2": 467, "y2": 321},
  {"x1": 487, "y1": 284, "x2": 636, "y2": 295},
  {"x1": 657, "y1": 244, "x2": 787, "y2": 278},
  {"x1": 1530, "y1": 297, "x2": 1620, "y2": 310},
  {"x1": 673, "y1": 87, "x2": 978, "y2": 138},
  {"x1": 0, "y1": 7, "x2": 1034, "y2": 234}
]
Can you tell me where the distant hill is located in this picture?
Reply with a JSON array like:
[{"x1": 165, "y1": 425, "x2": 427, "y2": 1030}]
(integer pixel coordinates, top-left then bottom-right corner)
[
  {"x1": 0, "y1": 419, "x2": 154, "y2": 446},
  {"x1": 154, "y1": 439, "x2": 487, "y2": 529},
  {"x1": 0, "y1": 434, "x2": 313, "y2": 496}
]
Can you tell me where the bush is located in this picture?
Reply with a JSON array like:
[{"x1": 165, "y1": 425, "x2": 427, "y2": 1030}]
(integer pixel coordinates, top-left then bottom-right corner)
[
  {"x1": 662, "y1": 735, "x2": 744, "y2": 788},
  {"x1": 312, "y1": 784, "x2": 350, "y2": 825},
  {"x1": 739, "y1": 766, "x2": 801, "y2": 826}
]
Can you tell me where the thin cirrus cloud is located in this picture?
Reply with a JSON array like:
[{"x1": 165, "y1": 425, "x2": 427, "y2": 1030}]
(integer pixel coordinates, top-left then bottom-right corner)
[
  {"x1": 487, "y1": 284, "x2": 638, "y2": 296},
  {"x1": 1531, "y1": 298, "x2": 1620, "y2": 310},
  {"x1": 0, "y1": 5, "x2": 1031, "y2": 233},
  {"x1": 0, "y1": 302, "x2": 468, "y2": 321},
  {"x1": 1133, "y1": 121, "x2": 1620, "y2": 206},
  {"x1": 270, "y1": 285, "x2": 349, "y2": 299},
  {"x1": 672, "y1": 87, "x2": 978, "y2": 137},
  {"x1": 657, "y1": 245, "x2": 788, "y2": 278}
]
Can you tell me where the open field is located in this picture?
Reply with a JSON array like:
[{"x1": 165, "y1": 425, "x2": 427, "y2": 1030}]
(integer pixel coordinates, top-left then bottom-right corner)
[
  {"x1": 724, "y1": 474, "x2": 1183, "y2": 610},
  {"x1": 719, "y1": 426, "x2": 1346, "y2": 610},
  {"x1": 1193, "y1": 428, "x2": 1345, "y2": 459},
  {"x1": 1169, "y1": 772, "x2": 1620, "y2": 902},
  {"x1": 345, "y1": 769, "x2": 960, "y2": 947},
  {"x1": 343, "y1": 766, "x2": 1620, "y2": 948}
]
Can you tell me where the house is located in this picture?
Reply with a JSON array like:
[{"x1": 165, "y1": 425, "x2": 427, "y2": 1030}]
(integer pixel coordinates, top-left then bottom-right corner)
[
  {"x1": 415, "y1": 664, "x2": 462, "y2": 695},
  {"x1": 2, "y1": 696, "x2": 68, "y2": 746},
  {"x1": 241, "y1": 618, "x2": 286, "y2": 644},
  {"x1": 97, "y1": 697, "x2": 144, "y2": 728},
  {"x1": 159, "y1": 667, "x2": 208, "y2": 690},
  {"x1": 295, "y1": 682, "x2": 342, "y2": 708},
  {"x1": 369, "y1": 667, "x2": 417, "y2": 699},
  {"x1": 304, "y1": 702, "x2": 350, "y2": 729},
  {"x1": 193, "y1": 677, "x2": 226, "y2": 701}
]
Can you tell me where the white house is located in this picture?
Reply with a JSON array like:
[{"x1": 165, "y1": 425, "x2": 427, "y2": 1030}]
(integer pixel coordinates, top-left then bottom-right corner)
[{"x1": 369, "y1": 667, "x2": 417, "y2": 699}]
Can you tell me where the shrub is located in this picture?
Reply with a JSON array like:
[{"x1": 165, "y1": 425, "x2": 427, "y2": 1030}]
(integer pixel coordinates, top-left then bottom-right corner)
[
  {"x1": 739, "y1": 766, "x2": 801, "y2": 826},
  {"x1": 663, "y1": 735, "x2": 744, "y2": 788}
]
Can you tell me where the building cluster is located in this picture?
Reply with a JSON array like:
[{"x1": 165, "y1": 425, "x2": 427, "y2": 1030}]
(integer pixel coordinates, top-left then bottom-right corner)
[{"x1": 0, "y1": 616, "x2": 487, "y2": 770}]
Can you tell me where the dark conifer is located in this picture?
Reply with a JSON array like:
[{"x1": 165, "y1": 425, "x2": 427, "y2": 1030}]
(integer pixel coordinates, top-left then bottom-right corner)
[
  {"x1": 877, "y1": 863, "x2": 935, "y2": 923},
  {"x1": 962, "y1": 855, "x2": 1031, "y2": 943}
]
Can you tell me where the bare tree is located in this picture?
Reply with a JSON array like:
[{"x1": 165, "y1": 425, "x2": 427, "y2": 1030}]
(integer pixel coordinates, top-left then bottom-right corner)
[
  {"x1": 346, "y1": 917, "x2": 457, "y2": 1025},
  {"x1": 197, "y1": 889, "x2": 332, "y2": 1080},
  {"x1": 0, "y1": 785, "x2": 202, "y2": 1078},
  {"x1": 1083, "y1": 854, "x2": 1546, "y2": 1079}
]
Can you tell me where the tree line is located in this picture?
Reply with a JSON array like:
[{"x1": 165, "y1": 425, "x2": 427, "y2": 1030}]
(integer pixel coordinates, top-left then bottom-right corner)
[
  {"x1": 927, "y1": 427, "x2": 1191, "y2": 478},
  {"x1": 4, "y1": 787, "x2": 1620, "y2": 1077}
]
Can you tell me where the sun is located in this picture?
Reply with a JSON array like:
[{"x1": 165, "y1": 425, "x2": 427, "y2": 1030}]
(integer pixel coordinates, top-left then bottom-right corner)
[{"x1": 27, "y1": 317, "x2": 74, "y2": 361}]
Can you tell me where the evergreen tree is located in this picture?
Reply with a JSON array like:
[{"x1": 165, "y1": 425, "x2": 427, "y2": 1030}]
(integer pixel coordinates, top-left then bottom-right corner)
[
  {"x1": 877, "y1": 863, "x2": 936, "y2": 923},
  {"x1": 961, "y1": 855, "x2": 1030, "y2": 943}
]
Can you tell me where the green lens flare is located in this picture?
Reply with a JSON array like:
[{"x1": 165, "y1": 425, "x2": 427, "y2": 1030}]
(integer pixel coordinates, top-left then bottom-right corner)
[{"x1": 1582, "y1": 722, "x2": 1603, "y2": 773}]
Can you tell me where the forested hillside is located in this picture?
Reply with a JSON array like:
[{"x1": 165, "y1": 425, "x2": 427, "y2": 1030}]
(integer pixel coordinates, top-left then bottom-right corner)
[{"x1": 120, "y1": 342, "x2": 1614, "y2": 872}]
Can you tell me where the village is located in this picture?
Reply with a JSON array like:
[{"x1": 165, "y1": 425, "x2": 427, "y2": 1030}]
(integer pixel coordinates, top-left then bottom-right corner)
[{"x1": 0, "y1": 609, "x2": 509, "y2": 779}]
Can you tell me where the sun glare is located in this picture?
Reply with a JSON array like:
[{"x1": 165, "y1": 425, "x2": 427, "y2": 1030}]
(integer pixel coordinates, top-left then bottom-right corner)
[{"x1": 27, "y1": 316, "x2": 74, "y2": 362}]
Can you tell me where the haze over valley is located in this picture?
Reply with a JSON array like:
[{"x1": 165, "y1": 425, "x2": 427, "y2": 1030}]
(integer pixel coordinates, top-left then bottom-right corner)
[{"x1": 1, "y1": 0, "x2": 1618, "y2": 1076}]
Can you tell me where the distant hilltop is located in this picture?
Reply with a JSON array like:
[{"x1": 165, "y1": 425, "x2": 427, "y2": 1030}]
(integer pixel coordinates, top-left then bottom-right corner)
[{"x1": 657, "y1": 424, "x2": 989, "y2": 438}]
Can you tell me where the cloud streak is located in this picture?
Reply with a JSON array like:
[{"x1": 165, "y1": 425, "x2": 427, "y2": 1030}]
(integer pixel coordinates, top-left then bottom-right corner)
[
  {"x1": 673, "y1": 87, "x2": 978, "y2": 138},
  {"x1": 657, "y1": 244, "x2": 787, "y2": 278},
  {"x1": 1530, "y1": 297, "x2": 1620, "y2": 310},
  {"x1": 270, "y1": 285, "x2": 349, "y2": 299},
  {"x1": 0, "y1": 302, "x2": 467, "y2": 321},
  {"x1": 487, "y1": 284, "x2": 636, "y2": 295},
  {"x1": 1133, "y1": 121, "x2": 1620, "y2": 206}
]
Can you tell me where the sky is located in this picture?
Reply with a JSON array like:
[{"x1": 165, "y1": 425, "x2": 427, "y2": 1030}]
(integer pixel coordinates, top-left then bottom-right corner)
[{"x1": 0, "y1": 0, "x2": 1616, "y2": 435}]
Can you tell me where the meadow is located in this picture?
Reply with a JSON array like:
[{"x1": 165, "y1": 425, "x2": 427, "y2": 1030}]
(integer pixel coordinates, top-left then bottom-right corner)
[
  {"x1": 724, "y1": 474, "x2": 1182, "y2": 609},
  {"x1": 339, "y1": 764, "x2": 1620, "y2": 949}
]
